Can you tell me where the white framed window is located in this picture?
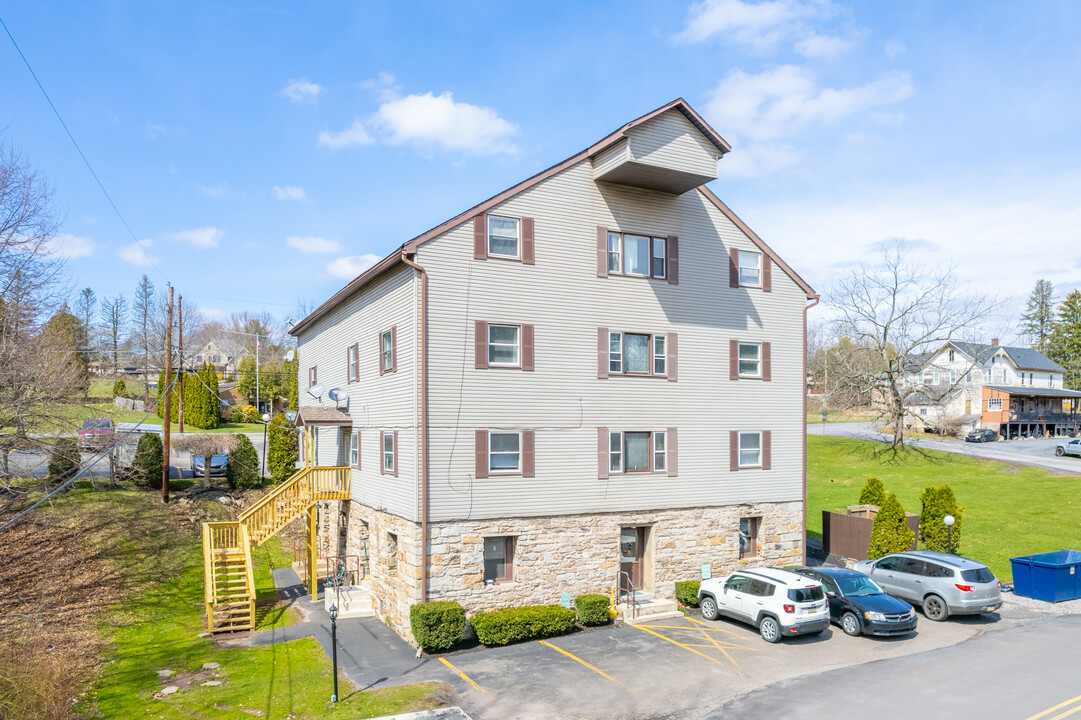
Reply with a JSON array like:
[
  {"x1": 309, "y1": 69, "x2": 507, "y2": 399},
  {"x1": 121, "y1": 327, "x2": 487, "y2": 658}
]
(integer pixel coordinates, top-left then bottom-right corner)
[
  {"x1": 738, "y1": 250, "x2": 761, "y2": 287},
  {"x1": 984, "y1": 368, "x2": 991, "y2": 383},
  {"x1": 624, "y1": 432, "x2": 650, "y2": 472},
  {"x1": 652, "y1": 237, "x2": 666, "y2": 278},
  {"x1": 623, "y1": 235, "x2": 651, "y2": 276},
  {"x1": 738, "y1": 342, "x2": 761, "y2": 377},
  {"x1": 949, "y1": 349, "x2": 956, "y2": 362},
  {"x1": 932, "y1": 371, "x2": 940, "y2": 385},
  {"x1": 349, "y1": 432, "x2": 359, "y2": 467},
  {"x1": 607, "y1": 232, "x2": 622, "y2": 273},
  {"x1": 381, "y1": 330, "x2": 394, "y2": 372},
  {"x1": 1049, "y1": 374, "x2": 1054, "y2": 387},
  {"x1": 738, "y1": 431, "x2": 762, "y2": 468},
  {"x1": 988, "y1": 397, "x2": 1003, "y2": 411},
  {"x1": 610, "y1": 430, "x2": 667, "y2": 474},
  {"x1": 488, "y1": 431, "x2": 521, "y2": 473},
  {"x1": 487, "y1": 215, "x2": 519, "y2": 258},
  {"x1": 609, "y1": 332, "x2": 623, "y2": 374},
  {"x1": 488, "y1": 324, "x2": 521, "y2": 367},
  {"x1": 950, "y1": 370, "x2": 957, "y2": 384},
  {"x1": 923, "y1": 371, "x2": 933, "y2": 385},
  {"x1": 606, "y1": 232, "x2": 668, "y2": 279},
  {"x1": 624, "y1": 333, "x2": 650, "y2": 374},
  {"x1": 653, "y1": 431, "x2": 666, "y2": 472},
  {"x1": 348, "y1": 345, "x2": 357, "y2": 381},
  {"x1": 653, "y1": 335, "x2": 667, "y2": 376},
  {"x1": 609, "y1": 431, "x2": 623, "y2": 472},
  {"x1": 919, "y1": 408, "x2": 927, "y2": 416},
  {"x1": 382, "y1": 431, "x2": 395, "y2": 473}
]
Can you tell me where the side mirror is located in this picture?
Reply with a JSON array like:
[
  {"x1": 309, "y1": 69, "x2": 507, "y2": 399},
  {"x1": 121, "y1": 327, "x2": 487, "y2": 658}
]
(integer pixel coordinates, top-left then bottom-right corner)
[{"x1": 826, "y1": 591, "x2": 836, "y2": 598}]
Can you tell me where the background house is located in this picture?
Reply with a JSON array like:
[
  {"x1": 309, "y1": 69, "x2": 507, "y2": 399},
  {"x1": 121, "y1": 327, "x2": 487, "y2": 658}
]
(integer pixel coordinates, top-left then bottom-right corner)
[{"x1": 191, "y1": 337, "x2": 247, "y2": 376}]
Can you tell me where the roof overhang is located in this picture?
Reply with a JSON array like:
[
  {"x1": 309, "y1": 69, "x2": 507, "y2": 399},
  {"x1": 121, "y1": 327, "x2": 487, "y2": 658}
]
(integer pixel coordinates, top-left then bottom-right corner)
[
  {"x1": 985, "y1": 385, "x2": 1081, "y2": 399},
  {"x1": 295, "y1": 407, "x2": 353, "y2": 426}
]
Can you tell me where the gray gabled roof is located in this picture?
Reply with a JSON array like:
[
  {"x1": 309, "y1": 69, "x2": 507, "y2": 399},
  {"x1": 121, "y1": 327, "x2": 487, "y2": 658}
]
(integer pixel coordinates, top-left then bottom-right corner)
[
  {"x1": 945, "y1": 341, "x2": 1065, "y2": 373},
  {"x1": 984, "y1": 385, "x2": 1081, "y2": 399}
]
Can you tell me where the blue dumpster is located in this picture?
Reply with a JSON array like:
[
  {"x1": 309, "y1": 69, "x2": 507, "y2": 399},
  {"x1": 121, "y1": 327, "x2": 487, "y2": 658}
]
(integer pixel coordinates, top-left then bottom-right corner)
[{"x1": 1010, "y1": 550, "x2": 1081, "y2": 602}]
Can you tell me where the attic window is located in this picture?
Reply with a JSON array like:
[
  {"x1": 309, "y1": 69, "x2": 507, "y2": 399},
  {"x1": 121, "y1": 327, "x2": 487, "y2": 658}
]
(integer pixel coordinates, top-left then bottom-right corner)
[{"x1": 487, "y1": 216, "x2": 519, "y2": 258}]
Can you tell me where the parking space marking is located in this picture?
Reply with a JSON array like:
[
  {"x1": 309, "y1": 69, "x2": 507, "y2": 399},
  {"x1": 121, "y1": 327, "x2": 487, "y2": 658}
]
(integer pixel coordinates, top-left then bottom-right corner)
[
  {"x1": 635, "y1": 624, "x2": 735, "y2": 668},
  {"x1": 438, "y1": 657, "x2": 487, "y2": 694},
  {"x1": 634, "y1": 619, "x2": 759, "y2": 673},
  {"x1": 538, "y1": 640, "x2": 635, "y2": 693},
  {"x1": 1026, "y1": 694, "x2": 1081, "y2": 720},
  {"x1": 683, "y1": 615, "x2": 759, "y2": 643}
]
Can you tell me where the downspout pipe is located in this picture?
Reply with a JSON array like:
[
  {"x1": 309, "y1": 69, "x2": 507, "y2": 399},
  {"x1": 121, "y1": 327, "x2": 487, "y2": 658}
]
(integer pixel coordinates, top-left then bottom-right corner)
[
  {"x1": 803, "y1": 294, "x2": 820, "y2": 565},
  {"x1": 400, "y1": 251, "x2": 429, "y2": 602}
]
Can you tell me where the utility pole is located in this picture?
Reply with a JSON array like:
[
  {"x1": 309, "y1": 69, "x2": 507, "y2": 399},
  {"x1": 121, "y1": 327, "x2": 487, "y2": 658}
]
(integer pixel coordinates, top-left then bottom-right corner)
[
  {"x1": 178, "y1": 295, "x2": 185, "y2": 433},
  {"x1": 162, "y1": 285, "x2": 174, "y2": 503},
  {"x1": 255, "y1": 333, "x2": 260, "y2": 417}
]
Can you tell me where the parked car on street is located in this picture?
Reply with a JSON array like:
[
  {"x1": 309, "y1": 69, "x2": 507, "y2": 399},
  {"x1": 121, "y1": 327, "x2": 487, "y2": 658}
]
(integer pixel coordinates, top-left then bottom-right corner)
[
  {"x1": 698, "y1": 568, "x2": 829, "y2": 643},
  {"x1": 78, "y1": 417, "x2": 115, "y2": 450},
  {"x1": 190, "y1": 454, "x2": 228, "y2": 477},
  {"x1": 965, "y1": 429, "x2": 997, "y2": 443},
  {"x1": 1055, "y1": 438, "x2": 1081, "y2": 457},
  {"x1": 790, "y1": 566, "x2": 917, "y2": 637},
  {"x1": 850, "y1": 551, "x2": 1001, "y2": 621}
]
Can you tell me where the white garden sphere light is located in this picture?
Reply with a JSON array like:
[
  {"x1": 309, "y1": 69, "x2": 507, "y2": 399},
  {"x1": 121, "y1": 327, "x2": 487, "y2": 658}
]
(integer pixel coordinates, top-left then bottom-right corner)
[{"x1": 944, "y1": 515, "x2": 955, "y2": 526}]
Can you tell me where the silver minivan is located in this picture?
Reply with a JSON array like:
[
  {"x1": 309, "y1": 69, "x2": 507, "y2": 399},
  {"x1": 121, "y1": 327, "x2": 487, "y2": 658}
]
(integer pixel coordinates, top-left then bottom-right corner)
[{"x1": 850, "y1": 551, "x2": 1002, "y2": 621}]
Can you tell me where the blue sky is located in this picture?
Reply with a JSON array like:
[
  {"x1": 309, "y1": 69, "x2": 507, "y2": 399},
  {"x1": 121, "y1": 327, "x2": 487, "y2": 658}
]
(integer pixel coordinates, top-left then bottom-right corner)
[{"x1": 2, "y1": 1, "x2": 1079, "y2": 330}]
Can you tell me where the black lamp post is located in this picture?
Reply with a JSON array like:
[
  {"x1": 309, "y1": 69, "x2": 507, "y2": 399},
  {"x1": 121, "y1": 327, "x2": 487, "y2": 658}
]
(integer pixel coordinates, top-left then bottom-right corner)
[
  {"x1": 329, "y1": 604, "x2": 339, "y2": 703},
  {"x1": 944, "y1": 515, "x2": 955, "y2": 554},
  {"x1": 261, "y1": 413, "x2": 270, "y2": 479}
]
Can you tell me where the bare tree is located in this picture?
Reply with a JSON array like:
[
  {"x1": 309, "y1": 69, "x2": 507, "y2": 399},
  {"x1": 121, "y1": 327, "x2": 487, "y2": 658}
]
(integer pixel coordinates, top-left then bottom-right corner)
[
  {"x1": 100, "y1": 295, "x2": 128, "y2": 381},
  {"x1": 829, "y1": 240, "x2": 1005, "y2": 447},
  {"x1": 173, "y1": 434, "x2": 239, "y2": 488},
  {"x1": 73, "y1": 286, "x2": 96, "y2": 361},
  {"x1": 132, "y1": 274, "x2": 155, "y2": 398}
]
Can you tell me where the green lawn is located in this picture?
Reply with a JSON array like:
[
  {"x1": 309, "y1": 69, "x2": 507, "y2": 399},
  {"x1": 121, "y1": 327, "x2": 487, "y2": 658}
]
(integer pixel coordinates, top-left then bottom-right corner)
[
  {"x1": 808, "y1": 435, "x2": 1081, "y2": 581},
  {"x1": 806, "y1": 411, "x2": 875, "y2": 424}
]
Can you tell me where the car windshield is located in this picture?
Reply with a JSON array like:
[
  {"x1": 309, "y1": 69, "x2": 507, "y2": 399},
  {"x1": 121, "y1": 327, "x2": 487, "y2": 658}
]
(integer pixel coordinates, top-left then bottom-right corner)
[
  {"x1": 961, "y1": 567, "x2": 995, "y2": 584},
  {"x1": 837, "y1": 575, "x2": 885, "y2": 597}
]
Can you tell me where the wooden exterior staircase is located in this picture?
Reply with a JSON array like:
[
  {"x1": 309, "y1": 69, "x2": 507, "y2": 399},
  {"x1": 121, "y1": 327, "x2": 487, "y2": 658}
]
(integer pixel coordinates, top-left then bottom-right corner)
[{"x1": 202, "y1": 465, "x2": 350, "y2": 633}]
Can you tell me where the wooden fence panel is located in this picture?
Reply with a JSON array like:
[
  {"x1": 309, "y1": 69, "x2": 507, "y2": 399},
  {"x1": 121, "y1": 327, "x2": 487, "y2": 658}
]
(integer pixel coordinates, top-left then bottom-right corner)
[{"x1": 822, "y1": 511, "x2": 919, "y2": 560}]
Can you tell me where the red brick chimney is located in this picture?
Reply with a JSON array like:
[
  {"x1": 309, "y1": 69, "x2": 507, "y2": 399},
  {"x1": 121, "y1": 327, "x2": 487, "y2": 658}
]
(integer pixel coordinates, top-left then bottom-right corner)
[{"x1": 991, "y1": 338, "x2": 999, "y2": 346}]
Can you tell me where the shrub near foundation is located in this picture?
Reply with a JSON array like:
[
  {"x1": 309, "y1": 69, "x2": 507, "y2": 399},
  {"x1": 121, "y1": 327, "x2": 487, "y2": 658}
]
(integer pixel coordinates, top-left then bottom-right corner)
[
  {"x1": 470, "y1": 604, "x2": 576, "y2": 646},
  {"x1": 675, "y1": 581, "x2": 700, "y2": 608},
  {"x1": 574, "y1": 594, "x2": 610, "y2": 626},
  {"x1": 409, "y1": 600, "x2": 466, "y2": 652}
]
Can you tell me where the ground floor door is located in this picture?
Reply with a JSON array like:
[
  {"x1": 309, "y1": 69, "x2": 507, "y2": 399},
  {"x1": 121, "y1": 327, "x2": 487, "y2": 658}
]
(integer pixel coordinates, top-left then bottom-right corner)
[{"x1": 619, "y1": 526, "x2": 647, "y2": 594}]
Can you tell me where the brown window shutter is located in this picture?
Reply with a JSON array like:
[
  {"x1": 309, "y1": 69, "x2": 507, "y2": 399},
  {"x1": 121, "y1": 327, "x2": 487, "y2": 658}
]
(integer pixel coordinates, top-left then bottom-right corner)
[
  {"x1": 729, "y1": 248, "x2": 739, "y2": 287},
  {"x1": 522, "y1": 430, "x2": 535, "y2": 478},
  {"x1": 475, "y1": 321, "x2": 488, "y2": 370},
  {"x1": 729, "y1": 431, "x2": 738, "y2": 472},
  {"x1": 597, "y1": 327, "x2": 608, "y2": 379},
  {"x1": 391, "y1": 326, "x2": 398, "y2": 373},
  {"x1": 596, "y1": 226, "x2": 608, "y2": 278},
  {"x1": 522, "y1": 217, "x2": 535, "y2": 265},
  {"x1": 763, "y1": 256, "x2": 772, "y2": 292},
  {"x1": 392, "y1": 431, "x2": 399, "y2": 477},
  {"x1": 762, "y1": 430, "x2": 772, "y2": 470},
  {"x1": 598, "y1": 428, "x2": 609, "y2": 479},
  {"x1": 667, "y1": 332, "x2": 678, "y2": 382},
  {"x1": 729, "y1": 339, "x2": 738, "y2": 380},
  {"x1": 378, "y1": 330, "x2": 385, "y2": 377},
  {"x1": 473, "y1": 215, "x2": 487, "y2": 260},
  {"x1": 522, "y1": 324, "x2": 535, "y2": 371},
  {"x1": 762, "y1": 342, "x2": 771, "y2": 382},
  {"x1": 475, "y1": 430, "x2": 488, "y2": 479},
  {"x1": 667, "y1": 235, "x2": 679, "y2": 285},
  {"x1": 667, "y1": 427, "x2": 678, "y2": 477}
]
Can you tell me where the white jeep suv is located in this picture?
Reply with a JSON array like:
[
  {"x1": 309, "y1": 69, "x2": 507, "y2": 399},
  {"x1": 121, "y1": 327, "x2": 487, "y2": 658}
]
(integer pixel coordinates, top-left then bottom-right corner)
[{"x1": 698, "y1": 568, "x2": 830, "y2": 642}]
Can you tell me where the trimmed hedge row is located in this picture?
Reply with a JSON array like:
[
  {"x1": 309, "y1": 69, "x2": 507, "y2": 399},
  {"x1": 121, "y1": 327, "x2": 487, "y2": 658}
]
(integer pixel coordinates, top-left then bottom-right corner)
[
  {"x1": 574, "y1": 594, "x2": 610, "y2": 626},
  {"x1": 470, "y1": 604, "x2": 576, "y2": 647},
  {"x1": 410, "y1": 600, "x2": 466, "y2": 651},
  {"x1": 675, "y1": 580, "x2": 700, "y2": 608}
]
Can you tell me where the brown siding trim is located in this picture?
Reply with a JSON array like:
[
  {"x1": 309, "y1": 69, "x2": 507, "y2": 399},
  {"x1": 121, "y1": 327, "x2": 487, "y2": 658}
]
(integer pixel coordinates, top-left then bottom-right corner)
[
  {"x1": 522, "y1": 324, "x2": 535, "y2": 372},
  {"x1": 596, "y1": 226, "x2": 608, "y2": 278},
  {"x1": 667, "y1": 427, "x2": 678, "y2": 477},
  {"x1": 667, "y1": 332, "x2": 678, "y2": 382},
  {"x1": 728, "y1": 248, "x2": 739, "y2": 288},
  {"x1": 762, "y1": 430, "x2": 772, "y2": 471},
  {"x1": 475, "y1": 430, "x2": 488, "y2": 479},
  {"x1": 522, "y1": 217, "x2": 535, "y2": 265},
  {"x1": 598, "y1": 428, "x2": 609, "y2": 479},
  {"x1": 473, "y1": 215, "x2": 487, "y2": 260},
  {"x1": 597, "y1": 327, "x2": 608, "y2": 379},
  {"x1": 762, "y1": 341, "x2": 772, "y2": 382},
  {"x1": 522, "y1": 430, "x2": 535, "y2": 478},
  {"x1": 390, "y1": 325, "x2": 398, "y2": 373},
  {"x1": 667, "y1": 235, "x2": 679, "y2": 285},
  {"x1": 729, "y1": 430, "x2": 738, "y2": 472},
  {"x1": 475, "y1": 321, "x2": 488, "y2": 370},
  {"x1": 729, "y1": 339, "x2": 738, "y2": 381}
]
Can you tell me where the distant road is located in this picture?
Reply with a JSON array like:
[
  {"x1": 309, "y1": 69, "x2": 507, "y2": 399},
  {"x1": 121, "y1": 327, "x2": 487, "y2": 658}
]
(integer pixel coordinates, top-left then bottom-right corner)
[{"x1": 809, "y1": 421, "x2": 1081, "y2": 475}]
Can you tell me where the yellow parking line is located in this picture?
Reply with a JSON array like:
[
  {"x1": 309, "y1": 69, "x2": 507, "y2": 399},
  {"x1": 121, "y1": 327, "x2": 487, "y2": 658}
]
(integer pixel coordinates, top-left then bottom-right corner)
[
  {"x1": 438, "y1": 657, "x2": 487, "y2": 694},
  {"x1": 684, "y1": 615, "x2": 759, "y2": 645},
  {"x1": 1025, "y1": 694, "x2": 1081, "y2": 720},
  {"x1": 539, "y1": 640, "x2": 635, "y2": 693},
  {"x1": 634, "y1": 624, "x2": 730, "y2": 667}
]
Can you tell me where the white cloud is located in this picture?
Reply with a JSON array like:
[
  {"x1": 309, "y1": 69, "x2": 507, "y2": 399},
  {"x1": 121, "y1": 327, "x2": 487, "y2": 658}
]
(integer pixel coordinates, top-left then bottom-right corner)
[
  {"x1": 319, "y1": 90, "x2": 518, "y2": 155},
  {"x1": 272, "y1": 185, "x2": 307, "y2": 201},
  {"x1": 885, "y1": 40, "x2": 907, "y2": 57},
  {"x1": 318, "y1": 120, "x2": 374, "y2": 149},
  {"x1": 169, "y1": 227, "x2": 224, "y2": 249},
  {"x1": 326, "y1": 254, "x2": 381, "y2": 280},
  {"x1": 677, "y1": 0, "x2": 824, "y2": 47},
  {"x1": 116, "y1": 239, "x2": 158, "y2": 267},
  {"x1": 794, "y1": 32, "x2": 859, "y2": 58},
  {"x1": 286, "y1": 235, "x2": 342, "y2": 254},
  {"x1": 717, "y1": 143, "x2": 804, "y2": 178},
  {"x1": 280, "y1": 78, "x2": 324, "y2": 103},
  {"x1": 198, "y1": 183, "x2": 233, "y2": 198},
  {"x1": 45, "y1": 233, "x2": 95, "y2": 259}
]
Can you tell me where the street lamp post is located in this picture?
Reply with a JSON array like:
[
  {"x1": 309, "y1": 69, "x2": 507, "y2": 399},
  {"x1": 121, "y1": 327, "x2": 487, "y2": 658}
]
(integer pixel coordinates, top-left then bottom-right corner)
[
  {"x1": 329, "y1": 604, "x2": 339, "y2": 703},
  {"x1": 261, "y1": 413, "x2": 271, "y2": 479},
  {"x1": 944, "y1": 514, "x2": 955, "y2": 554}
]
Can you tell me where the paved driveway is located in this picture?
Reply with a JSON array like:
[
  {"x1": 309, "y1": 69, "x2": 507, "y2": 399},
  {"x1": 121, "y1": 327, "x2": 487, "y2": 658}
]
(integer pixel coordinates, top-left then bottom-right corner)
[{"x1": 810, "y1": 422, "x2": 1081, "y2": 475}]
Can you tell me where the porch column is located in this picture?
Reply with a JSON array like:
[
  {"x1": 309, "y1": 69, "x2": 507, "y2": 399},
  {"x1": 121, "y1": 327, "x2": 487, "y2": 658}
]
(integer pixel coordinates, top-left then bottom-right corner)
[{"x1": 307, "y1": 504, "x2": 319, "y2": 602}]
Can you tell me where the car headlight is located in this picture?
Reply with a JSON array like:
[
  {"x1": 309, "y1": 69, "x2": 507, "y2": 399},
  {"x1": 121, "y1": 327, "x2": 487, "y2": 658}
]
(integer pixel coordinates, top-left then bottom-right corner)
[{"x1": 864, "y1": 611, "x2": 886, "y2": 621}]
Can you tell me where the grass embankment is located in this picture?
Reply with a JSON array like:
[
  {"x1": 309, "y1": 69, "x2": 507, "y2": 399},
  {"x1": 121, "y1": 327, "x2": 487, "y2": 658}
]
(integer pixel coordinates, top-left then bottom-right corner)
[
  {"x1": 0, "y1": 483, "x2": 446, "y2": 719},
  {"x1": 805, "y1": 411, "x2": 875, "y2": 424},
  {"x1": 808, "y1": 435, "x2": 1081, "y2": 581}
]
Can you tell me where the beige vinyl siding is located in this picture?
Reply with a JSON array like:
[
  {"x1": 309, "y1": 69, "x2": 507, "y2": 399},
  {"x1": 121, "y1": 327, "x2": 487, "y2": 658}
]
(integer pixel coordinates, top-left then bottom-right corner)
[
  {"x1": 296, "y1": 264, "x2": 419, "y2": 520},
  {"x1": 591, "y1": 138, "x2": 630, "y2": 179},
  {"x1": 627, "y1": 109, "x2": 719, "y2": 180},
  {"x1": 416, "y1": 160, "x2": 805, "y2": 521}
]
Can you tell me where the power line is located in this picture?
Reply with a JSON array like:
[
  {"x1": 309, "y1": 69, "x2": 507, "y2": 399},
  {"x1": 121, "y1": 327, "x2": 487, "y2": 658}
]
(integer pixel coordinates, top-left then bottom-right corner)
[{"x1": 0, "y1": 14, "x2": 167, "y2": 282}]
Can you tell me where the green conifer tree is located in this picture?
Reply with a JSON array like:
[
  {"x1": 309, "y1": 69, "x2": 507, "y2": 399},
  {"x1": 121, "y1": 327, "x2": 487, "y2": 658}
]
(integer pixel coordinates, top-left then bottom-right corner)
[
  {"x1": 858, "y1": 477, "x2": 887, "y2": 507},
  {"x1": 868, "y1": 493, "x2": 915, "y2": 559},
  {"x1": 919, "y1": 485, "x2": 963, "y2": 553},
  {"x1": 267, "y1": 412, "x2": 299, "y2": 483}
]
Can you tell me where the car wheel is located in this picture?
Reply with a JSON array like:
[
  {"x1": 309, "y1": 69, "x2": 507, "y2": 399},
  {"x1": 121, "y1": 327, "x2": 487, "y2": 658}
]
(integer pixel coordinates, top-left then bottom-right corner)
[
  {"x1": 1056, "y1": 447, "x2": 1065, "y2": 456},
  {"x1": 841, "y1": 612, "x2": 862, "y2": 636},
  {"x1": 922, "y1": 595, "x2": 948, "y2": 622},
  {"x1": 759, "y1": 616, "x2": 781, "y2": 643},
  {"x1": 700, "y1": 596, "x2": 719, "y2": 621}
]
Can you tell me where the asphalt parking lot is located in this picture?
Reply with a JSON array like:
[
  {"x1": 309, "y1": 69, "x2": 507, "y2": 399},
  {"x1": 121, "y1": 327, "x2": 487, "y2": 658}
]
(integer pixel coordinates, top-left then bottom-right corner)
[{"x1": 440, "y1": 609, "x2": 994, "y2": 720}]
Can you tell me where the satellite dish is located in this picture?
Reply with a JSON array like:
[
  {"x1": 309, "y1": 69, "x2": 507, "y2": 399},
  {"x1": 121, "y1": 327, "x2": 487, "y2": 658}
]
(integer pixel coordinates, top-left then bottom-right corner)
[
  {"x1": 307, "y1": 383, "x2": 325, "y2": 400},
  {"x1": 285, "y1": 411, "x2": 298, "y2": 424},
  {"x1": 284, "y1": 348, "x2": 295, "y2": 362},
  {"x1": 327, "y1": 388, "x2": 345, "y2": 403}
]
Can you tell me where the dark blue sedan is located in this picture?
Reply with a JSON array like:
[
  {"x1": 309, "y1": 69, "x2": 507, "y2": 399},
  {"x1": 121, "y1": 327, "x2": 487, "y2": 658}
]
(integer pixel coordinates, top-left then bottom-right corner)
[{"x1": 792, "y1": 566, "x2": 917, "y2": 637}]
